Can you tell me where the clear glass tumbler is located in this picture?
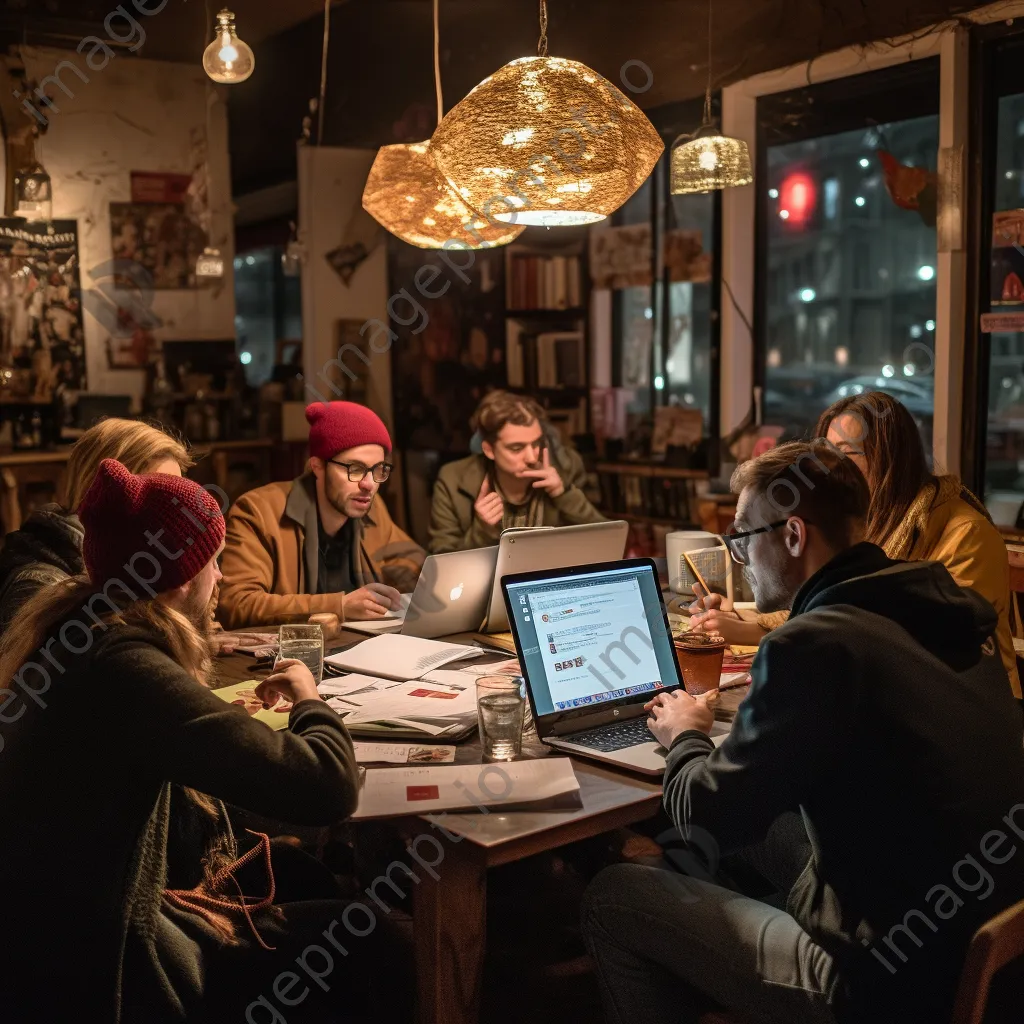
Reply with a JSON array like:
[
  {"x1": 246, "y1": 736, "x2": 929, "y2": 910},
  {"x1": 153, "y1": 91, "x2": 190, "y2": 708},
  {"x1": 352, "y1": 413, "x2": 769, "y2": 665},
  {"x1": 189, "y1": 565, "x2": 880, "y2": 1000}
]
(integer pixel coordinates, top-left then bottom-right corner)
[
  {"x1": 475, "y1": 674, "x2": 526, "y2": 762},
  {"x1": 277, "y1": 623, "x2": 324, "y2": 685}
]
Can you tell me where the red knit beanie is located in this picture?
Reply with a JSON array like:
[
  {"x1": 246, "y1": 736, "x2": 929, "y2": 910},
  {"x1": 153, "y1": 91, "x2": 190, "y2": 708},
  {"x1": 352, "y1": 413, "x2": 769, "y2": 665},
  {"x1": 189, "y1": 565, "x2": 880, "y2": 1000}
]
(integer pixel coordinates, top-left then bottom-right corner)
[
  {"x1": 78, "y1": 459, "x2": 225, "y2": 595},
  {"x1": 305, "y1": 401, "x2": 392, "y2": 460}
]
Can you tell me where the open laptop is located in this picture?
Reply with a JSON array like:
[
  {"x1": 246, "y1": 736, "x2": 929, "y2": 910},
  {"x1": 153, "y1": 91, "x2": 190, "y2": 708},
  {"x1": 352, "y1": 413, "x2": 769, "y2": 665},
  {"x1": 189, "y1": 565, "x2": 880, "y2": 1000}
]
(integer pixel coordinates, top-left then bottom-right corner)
[
  {"x1": 483, "y1": 520, "x2": 630, "y2": 633},
  {"x1": 502, "y1": 559, "x2": 731, "y2": 775},
  {"x1": 345, "y1": 547, "x2": 498, "y2": 638}
]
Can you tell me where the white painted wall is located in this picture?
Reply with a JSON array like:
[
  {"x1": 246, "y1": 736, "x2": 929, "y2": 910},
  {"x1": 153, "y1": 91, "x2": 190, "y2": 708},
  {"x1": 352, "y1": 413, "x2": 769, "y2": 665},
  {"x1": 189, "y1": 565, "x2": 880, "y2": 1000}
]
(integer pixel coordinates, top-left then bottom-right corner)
[
  {"x1": 296, "y1": 145, "x2": 392, "y2": 427},
  {"x1": 2, "y1": 47, "x2": 235, "y2": 408}
]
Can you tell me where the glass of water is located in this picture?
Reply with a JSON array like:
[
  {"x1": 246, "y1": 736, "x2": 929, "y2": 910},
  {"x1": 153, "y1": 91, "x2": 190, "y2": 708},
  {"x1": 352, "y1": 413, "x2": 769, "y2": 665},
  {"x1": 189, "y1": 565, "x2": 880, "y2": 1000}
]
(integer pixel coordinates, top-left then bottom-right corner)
[
  {"x1": 475, "y1": 675, "x2": 526, "y2": 762},
  {"x1": 277, "y1": 623, "x2": 324, "y2": 685}
]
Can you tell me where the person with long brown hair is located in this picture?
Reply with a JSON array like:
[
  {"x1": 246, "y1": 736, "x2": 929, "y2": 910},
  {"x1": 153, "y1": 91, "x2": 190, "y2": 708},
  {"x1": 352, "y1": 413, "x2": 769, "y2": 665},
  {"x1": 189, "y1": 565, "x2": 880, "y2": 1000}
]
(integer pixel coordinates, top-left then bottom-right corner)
[
  {"x1": 0, "y1": 416, "x2": 192, "y2": 632},
  {"x1": 690, "y1": 391, "x2": 1021, "y2": 700},
  {"x1": 0, "y1": 460, "x2": 373, "y2": 1023}
]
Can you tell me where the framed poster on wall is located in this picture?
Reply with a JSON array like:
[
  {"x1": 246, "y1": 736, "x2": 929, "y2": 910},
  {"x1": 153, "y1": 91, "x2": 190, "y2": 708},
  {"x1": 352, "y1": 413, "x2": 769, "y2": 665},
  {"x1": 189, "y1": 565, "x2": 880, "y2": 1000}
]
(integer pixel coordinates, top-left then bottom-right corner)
[{"x1": 0, "y1": 219, "x2": 86, "y2": 393}]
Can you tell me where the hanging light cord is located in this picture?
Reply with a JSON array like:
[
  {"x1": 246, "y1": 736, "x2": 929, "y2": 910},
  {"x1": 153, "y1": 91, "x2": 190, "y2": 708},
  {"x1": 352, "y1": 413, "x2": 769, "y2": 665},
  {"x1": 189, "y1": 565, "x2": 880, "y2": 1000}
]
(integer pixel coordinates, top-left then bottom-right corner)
[
  {"x1": 433, "y1": 0, "x2": 443, "y2": 126},
  {"x1": 537, "y1": 0, "x2": 548, "y2": 57},
  {"x1": 701, "y1": 0, "x2": 713, "y2": 129},
  {"x1": 317, "y1": 0, "x2": 331, "y2": 144}
]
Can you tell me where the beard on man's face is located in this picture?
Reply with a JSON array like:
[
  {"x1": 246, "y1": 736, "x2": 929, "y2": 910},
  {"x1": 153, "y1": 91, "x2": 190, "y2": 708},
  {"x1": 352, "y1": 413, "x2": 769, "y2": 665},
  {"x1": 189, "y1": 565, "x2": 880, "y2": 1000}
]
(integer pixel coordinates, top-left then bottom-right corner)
[
  {"x1": 180, "y1": 583, "x2": 216, "y2": 635},
  {"x1": 324, "y1": 473, "x2": 376, "y2": 520},
  {"x1": 743, "y1": 557, "x2": 793, "y2": 614}
]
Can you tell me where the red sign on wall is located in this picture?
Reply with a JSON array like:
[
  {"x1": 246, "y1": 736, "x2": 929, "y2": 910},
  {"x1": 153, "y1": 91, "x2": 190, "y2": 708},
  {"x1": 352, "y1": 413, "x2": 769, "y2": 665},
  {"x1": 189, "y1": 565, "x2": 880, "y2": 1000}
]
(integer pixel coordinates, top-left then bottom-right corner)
[{"x1": 130, "y1": 172, "x2": 193, "y2": 205}]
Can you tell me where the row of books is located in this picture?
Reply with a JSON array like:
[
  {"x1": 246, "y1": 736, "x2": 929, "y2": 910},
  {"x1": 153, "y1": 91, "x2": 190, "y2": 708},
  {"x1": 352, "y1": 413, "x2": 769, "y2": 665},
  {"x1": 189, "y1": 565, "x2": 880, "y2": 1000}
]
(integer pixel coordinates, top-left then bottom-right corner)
[
  {"x1": 507, "y1": 253, "x2": 583, "y2": 310},
  {"x1": 597, "y1": 471, "x2": 696, "y2": 524},
  {"x1": 544, "y1": 398, "x2": 589, "y2": 446},
  {"x1": 506, "y1": 326, "x2": 586, "y2": 389}
]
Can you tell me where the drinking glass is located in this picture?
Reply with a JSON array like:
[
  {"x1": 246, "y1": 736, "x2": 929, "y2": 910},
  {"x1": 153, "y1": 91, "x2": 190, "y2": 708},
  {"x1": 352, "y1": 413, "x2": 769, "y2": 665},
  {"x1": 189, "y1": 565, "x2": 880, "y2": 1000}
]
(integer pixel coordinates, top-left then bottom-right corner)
[
  {"x1": 475, "y1": 675, "x2": 526, "y2": 762},
  {"x1": 277, "y1": 623, "x2": 324, "y2": 684}
]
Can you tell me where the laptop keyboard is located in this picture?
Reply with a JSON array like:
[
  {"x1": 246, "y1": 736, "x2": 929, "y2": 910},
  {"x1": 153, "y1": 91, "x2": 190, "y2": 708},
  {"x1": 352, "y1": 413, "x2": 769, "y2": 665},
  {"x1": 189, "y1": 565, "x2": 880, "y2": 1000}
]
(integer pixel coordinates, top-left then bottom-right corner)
[{"x1": 567, "y1": 717, "x2": 655, "y2": 752}]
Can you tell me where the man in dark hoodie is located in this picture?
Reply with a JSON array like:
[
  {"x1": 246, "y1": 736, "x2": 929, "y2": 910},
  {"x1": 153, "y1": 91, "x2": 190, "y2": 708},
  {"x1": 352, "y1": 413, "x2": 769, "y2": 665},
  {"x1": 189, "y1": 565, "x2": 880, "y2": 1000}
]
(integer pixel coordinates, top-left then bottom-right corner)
[{"x1": 582, "y1": 439, "x2": 1024, "y2": 1024}]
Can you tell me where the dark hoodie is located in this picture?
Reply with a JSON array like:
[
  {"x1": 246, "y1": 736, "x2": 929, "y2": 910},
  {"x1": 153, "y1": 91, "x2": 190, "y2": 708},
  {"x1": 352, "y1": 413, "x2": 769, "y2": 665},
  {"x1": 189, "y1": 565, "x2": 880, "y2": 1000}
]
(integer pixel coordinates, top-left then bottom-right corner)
[
  {"x1": 664, "y1": 542, "x2": 1024, "y2": 1024},
  {"x1": 0, "y1": 504, "x2": 84, "y2": 633}
]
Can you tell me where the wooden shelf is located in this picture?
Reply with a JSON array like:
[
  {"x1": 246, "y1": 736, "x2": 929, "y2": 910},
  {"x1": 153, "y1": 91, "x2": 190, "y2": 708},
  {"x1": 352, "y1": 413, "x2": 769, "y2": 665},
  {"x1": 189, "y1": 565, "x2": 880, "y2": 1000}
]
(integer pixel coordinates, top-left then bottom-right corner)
[
  {"x1": 596, "y1": 463, "x2": 709, "y2": 481},
  {"x1": 505, "y1": 308, "x2": 586, "y2": 319}
]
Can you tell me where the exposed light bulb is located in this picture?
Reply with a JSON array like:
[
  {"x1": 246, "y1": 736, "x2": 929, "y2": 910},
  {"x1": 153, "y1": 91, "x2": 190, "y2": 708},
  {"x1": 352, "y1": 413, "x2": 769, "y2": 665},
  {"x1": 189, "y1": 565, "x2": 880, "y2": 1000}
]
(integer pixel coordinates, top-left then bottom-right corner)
[{"x1": 203, "y1": 9, "x2": 254, "y2": 84}]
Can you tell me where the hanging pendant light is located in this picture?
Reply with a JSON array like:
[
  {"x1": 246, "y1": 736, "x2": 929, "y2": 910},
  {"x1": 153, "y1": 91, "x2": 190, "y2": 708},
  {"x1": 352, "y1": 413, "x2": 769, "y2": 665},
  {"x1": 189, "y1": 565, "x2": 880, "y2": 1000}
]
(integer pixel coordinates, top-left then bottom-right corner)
[
  {"x1": 203, "y1": 9, "x2": 255, "y2": 84},
  {"x1": 430, "y1": 0, "x2": 663, "y2": 226},
  {"x1": 670, "y1": 0, "x2": 752, "y2": 194},
  {"x1": 361, "y1": 0, "x2": 525, "y2": 249}
]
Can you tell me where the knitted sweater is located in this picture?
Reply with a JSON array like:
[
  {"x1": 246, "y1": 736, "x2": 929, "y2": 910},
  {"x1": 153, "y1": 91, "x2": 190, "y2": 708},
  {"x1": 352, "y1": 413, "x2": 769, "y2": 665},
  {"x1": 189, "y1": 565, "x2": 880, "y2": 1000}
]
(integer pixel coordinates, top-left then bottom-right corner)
[{"x1": 0, "y1": 623, "x2": 359, "y2": 1024}]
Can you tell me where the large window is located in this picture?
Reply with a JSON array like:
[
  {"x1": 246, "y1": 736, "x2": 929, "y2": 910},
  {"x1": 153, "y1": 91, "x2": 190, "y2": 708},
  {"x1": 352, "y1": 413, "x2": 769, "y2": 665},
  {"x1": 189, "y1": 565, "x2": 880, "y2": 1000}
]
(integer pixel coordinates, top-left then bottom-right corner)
[
  {"x1": 756, "y1": 61, "x2": 940, "y2": 446},
  {"x1": 611, "y1": 99, "x2": 719, "y2": 442},
  {"x1": 233, "y1": 246, "x2": 302, "y2": 387},
  {"x1": 974, "y1": 31, "x2": 1024, "y2": 523}
]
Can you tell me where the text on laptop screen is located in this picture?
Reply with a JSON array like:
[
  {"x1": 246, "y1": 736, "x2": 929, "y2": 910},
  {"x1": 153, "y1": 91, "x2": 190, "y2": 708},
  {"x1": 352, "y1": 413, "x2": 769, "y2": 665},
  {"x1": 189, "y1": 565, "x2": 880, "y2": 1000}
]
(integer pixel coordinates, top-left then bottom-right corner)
[{"x1": 505, "y1": 564, "x2": 678, "y2": 717}]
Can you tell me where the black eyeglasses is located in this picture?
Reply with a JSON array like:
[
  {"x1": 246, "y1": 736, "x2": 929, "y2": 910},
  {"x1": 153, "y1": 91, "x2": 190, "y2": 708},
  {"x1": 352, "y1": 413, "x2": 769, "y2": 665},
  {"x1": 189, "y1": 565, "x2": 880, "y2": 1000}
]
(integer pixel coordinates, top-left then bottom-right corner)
[
  {"x1": 328, "y1": 459, "x2": 392, "y2": 483},
  {"x1": 722, "y1": 518, "x2": 811, "y2": 565}
]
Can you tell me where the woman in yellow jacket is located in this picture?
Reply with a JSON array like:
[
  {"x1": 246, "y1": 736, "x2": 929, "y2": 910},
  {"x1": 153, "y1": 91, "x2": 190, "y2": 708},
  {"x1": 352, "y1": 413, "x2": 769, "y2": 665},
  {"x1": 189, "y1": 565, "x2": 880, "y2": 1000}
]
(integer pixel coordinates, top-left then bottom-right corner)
[{"x1": 693, "y1": 390, "x2": 1021, "y2": 699}]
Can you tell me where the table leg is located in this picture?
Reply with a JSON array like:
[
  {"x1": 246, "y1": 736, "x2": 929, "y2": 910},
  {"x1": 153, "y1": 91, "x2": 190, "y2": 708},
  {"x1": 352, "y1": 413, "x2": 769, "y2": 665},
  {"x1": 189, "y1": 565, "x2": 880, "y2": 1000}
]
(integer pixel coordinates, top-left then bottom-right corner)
[{"x1": 412, "y1": 836, "x2": 487, "y2": 1024}]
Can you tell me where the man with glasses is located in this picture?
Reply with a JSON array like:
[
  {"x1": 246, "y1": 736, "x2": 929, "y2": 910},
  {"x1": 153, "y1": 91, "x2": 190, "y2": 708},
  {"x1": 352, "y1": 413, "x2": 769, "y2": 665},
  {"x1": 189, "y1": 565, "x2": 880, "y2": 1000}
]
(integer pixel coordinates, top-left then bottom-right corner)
[
  {"x1": 217, "y1": 401, "x2": 424, "y2": 628},
  {"x1": 583, "y1": 440, "x2": 1024, "y2": 1024},
  {"x1": 428, "y1": 390, "x2": 604, "y2": 553}
]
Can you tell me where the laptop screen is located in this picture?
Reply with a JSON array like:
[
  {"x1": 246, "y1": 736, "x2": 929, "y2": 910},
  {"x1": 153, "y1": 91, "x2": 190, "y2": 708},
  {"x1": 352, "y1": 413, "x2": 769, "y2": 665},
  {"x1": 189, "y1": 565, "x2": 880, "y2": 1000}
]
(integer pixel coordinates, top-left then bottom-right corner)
[{"x1": 503, "y1": 561, "x2": 679, "y2": 719}]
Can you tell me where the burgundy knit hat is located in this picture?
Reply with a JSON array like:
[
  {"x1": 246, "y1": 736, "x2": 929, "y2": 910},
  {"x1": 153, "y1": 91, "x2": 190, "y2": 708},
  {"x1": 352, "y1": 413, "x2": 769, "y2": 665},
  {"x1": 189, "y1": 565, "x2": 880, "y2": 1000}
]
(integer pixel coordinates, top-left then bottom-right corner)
[
  {"x1": 305, "y1": 401, "x2": 392, "y2": 460},
  {"x1": 78, "y1": 459, "x2": 225, "y2": 594}
]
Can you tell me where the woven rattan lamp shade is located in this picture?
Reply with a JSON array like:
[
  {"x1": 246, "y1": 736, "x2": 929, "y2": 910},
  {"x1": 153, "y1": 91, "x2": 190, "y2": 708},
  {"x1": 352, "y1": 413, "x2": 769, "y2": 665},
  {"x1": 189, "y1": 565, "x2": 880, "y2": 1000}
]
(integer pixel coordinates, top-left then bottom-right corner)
[
  {"x1": 671, "y1": 133, "x2": 753, "y2": 195},
  {"x1": 361, "y1": 141, "x2": 525, "y2": 249},
  {"x1": 430, "y1": 56, "x2": 664, "y2": 226}
]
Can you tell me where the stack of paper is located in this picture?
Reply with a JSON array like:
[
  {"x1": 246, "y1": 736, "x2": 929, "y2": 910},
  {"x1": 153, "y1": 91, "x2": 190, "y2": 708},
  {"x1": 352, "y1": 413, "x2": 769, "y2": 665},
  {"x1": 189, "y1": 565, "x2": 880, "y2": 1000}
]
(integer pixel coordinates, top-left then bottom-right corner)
[
  {"x1": 351, "y1": 757, "x2": 582, "y2": 820},
  {"x1": 324, "y1": 634, "x2": 484, "y2": 680}
]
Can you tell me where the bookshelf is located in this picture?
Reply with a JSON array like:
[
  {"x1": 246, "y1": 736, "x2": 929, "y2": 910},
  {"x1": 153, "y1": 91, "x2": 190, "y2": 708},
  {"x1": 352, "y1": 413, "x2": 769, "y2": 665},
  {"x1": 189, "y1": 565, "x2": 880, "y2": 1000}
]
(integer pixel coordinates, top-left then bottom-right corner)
[{"x1": 504, "y1": 231, "x2": 590, "y2": 443}]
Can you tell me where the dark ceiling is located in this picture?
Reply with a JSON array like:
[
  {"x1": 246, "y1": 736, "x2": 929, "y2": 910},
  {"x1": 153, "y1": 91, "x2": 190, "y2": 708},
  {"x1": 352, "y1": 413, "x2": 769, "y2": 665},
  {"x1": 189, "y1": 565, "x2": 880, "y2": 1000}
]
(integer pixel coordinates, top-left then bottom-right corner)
[{"x1": 1, "y1": 0, "x2": 992, "y2": 197}]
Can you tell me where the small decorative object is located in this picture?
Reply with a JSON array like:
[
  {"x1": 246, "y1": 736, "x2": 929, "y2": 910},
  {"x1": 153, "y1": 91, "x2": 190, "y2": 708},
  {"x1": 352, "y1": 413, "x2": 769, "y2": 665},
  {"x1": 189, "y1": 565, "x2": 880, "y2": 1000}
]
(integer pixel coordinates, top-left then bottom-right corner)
[
  {"x1": 281, "y1": 221, "x2": 304, "y2": 277},
  {"x1": 195, "y1": 246, "x2": 224, "y2": 279},
  {"x1": 203, "y1": 9, "x2": 255, "y2": 84},
  {"x1": 362, "y1": 0, "x2": 524, "y2": 249},
  {"x1": 670, "y1": 0, "x2": 752, "y2": 195},
  {"x1": 14, "y1": 160, "x2": 53, "y2": 221},
  {"x1": 325, "y1": 203, "x2": 381, "y2": 285},
  {"x1": 430, "y1": 0, "x2": 663, "y2": 226},
  {"x1": 877, "y1": 149, "x2": 938, "y2": 226}
]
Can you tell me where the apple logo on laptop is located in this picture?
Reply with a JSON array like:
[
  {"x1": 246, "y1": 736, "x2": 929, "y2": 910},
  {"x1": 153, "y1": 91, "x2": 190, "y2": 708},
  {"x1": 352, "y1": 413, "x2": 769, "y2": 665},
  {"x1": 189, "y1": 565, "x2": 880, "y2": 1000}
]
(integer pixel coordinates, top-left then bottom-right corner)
[{"x1": 450, "y1": 583, "x2": 464, "y2": 601}]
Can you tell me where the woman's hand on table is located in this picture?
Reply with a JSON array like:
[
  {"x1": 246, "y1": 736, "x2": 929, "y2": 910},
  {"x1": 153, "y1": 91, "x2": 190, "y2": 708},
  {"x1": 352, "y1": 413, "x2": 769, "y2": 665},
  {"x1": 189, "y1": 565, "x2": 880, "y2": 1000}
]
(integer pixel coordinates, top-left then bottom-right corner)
[
  {"x1": 255, "y1": 659, "x2": 320, "y2": 706},
  {"x1": 687, "y1": 584, "x2": 767, "y2": 646}
]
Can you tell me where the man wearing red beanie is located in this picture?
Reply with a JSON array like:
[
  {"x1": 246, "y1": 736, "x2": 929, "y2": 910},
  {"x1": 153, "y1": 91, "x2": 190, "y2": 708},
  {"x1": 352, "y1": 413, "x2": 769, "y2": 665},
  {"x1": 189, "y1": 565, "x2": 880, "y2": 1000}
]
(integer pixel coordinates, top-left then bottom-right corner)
[{"x1": 217, "y1": 401, "x2": 425, "y2": 629}]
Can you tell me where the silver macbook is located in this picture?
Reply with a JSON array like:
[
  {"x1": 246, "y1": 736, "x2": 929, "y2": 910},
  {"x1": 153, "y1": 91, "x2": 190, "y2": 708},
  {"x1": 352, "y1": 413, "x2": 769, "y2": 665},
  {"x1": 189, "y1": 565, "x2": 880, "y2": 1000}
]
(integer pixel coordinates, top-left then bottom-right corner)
[
  {"x1": 502, "y1": 559, "x2": 730, "y2": 775},
  {"x1": 345, "y1": 547, "x2": 498, "y2": 639},
  {"x1": 484, "y1": 520, "x2": 630, "y2": 633}
]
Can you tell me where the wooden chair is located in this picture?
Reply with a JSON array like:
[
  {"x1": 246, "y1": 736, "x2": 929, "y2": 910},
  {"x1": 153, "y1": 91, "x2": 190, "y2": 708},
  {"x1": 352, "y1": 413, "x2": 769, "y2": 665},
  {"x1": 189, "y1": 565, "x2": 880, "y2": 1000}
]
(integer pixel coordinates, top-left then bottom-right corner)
[
  {"x1": 950, "y1": 897, "x2": 1024, "y2": 1024},
  {"x1": 696, "y1": 897, "x2": 1024, "y2": 1024}
]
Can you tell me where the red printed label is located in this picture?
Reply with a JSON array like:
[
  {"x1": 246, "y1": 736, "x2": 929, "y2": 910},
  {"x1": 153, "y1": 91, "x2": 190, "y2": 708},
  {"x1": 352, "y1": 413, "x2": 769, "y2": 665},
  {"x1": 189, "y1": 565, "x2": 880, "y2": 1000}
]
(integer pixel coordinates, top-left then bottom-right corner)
[
  {"x1": 408, "y1": 688, "x2": 458, "y2": 699},
  {"x1": 407, "y1": 785, "x2": 440, "y2": 802}
]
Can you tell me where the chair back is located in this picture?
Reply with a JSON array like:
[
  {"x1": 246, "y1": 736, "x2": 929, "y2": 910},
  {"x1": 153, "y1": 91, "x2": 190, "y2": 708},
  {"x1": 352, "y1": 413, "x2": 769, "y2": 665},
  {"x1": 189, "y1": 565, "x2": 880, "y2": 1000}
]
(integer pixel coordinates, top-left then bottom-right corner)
[{"x1": 950, "y1": 897, "x2": 1024, "y2": 1024}]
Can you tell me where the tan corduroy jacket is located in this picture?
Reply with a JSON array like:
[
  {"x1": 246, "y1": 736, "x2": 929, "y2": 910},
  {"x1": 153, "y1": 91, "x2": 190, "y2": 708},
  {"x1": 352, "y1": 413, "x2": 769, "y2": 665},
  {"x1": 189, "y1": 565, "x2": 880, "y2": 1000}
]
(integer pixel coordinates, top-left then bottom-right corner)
[
  {"x1": 755, "y1": 477, "x2": 1022, "y2": 699},
  {"x1": 217, "y1": 473, "x2": 425, "y2": 630}
]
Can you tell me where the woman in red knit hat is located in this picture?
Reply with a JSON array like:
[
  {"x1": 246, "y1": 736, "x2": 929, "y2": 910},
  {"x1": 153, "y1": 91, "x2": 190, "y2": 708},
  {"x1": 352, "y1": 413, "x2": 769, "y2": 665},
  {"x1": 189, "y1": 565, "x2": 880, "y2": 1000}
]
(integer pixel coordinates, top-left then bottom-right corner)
[
  {"x1": 217, "y1": 400, "x2": 425, "y2": 630},
  {"x1": 0, "y1": 460, "x2": 405, "y2": 1023}
]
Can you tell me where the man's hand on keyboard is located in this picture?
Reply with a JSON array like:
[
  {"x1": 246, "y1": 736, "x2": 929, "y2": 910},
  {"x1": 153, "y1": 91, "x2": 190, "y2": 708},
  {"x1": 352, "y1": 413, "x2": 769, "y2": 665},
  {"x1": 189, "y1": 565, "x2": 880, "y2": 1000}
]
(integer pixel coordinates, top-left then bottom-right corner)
[{"x1": 645, "y1": 689, "x2": 716, "y2": 748}]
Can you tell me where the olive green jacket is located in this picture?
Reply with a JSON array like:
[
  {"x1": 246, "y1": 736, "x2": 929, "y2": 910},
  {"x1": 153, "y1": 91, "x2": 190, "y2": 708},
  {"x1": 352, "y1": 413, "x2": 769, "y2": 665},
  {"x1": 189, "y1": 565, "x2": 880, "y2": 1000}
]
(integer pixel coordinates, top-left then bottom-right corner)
[{"x1": 428, "y1": 448, "x2": 605, "y2": 553}]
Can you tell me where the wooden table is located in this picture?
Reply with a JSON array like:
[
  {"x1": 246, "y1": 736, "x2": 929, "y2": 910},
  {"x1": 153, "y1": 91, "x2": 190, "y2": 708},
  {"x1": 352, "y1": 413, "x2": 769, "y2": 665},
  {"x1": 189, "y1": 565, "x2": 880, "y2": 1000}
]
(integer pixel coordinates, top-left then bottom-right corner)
[{"x1": 214, "y1": 629, "x2": 746, "y2": 1024}]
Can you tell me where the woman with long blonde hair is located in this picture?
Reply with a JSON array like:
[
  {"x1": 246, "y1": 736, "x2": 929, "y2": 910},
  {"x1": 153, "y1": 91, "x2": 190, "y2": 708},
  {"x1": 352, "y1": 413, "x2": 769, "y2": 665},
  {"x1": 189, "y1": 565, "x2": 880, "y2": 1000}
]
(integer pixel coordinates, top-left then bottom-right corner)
[
  {"x1": 0, "y1": 461, "x2": 367, "y2": 1022},
  {"x1": 0, "y1": 417, "x2": 191, "y2": 632}
]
